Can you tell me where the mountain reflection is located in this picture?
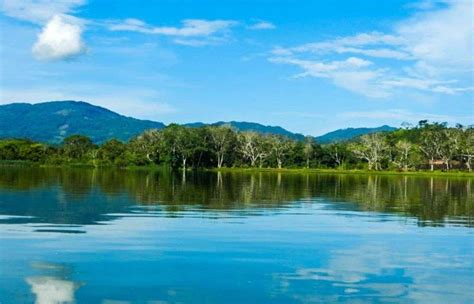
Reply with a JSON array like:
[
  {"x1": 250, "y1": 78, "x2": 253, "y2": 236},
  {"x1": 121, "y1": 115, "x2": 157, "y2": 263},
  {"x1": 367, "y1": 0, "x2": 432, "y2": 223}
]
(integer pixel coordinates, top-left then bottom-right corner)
[{"x1": 0, "y1": 167, "x2": 472, "y2": 227}]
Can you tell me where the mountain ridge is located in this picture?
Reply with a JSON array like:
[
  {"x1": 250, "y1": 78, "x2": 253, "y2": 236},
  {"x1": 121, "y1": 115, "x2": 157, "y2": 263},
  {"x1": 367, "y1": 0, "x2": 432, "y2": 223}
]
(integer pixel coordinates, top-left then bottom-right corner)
[
  {"x1": 184, "y1": 121, "x2": 306, "y2": 141},
  {"x1": 0, "y1": 101, "x2": 165, "y2": 144},
  {"x1": 316, "y1": 125, "x2": 397, "y2": 143},
  {"x1": 0, "y1": 101, "x2": 396, "y2": 144}
]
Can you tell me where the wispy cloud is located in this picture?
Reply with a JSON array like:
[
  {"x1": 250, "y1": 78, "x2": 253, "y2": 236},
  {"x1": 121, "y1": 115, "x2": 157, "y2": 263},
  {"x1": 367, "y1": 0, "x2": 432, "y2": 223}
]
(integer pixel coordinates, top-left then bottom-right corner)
[
  {"x1": 247, "y1": 21, "x2": 276, "y2": 30},
  {"x1": 107, "y1": 18, "x2": 238, "y2": 46},
  {"x1": 0, "y1": 0, "x2": 86, "y2": 24},
  {"x1": 270, "y1": 56, "x2": 391, "y2": 98},
  {"x1": 108, "y1": 18, "x2": 237, "y2": 36},
  {"x1": 269, "y1": 0, "x2": 473, "y2": 98}
]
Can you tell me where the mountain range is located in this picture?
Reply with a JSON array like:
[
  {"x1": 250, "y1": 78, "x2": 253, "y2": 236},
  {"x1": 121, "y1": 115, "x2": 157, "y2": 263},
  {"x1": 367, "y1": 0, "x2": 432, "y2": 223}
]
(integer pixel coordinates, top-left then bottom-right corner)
[
  {"x1": 315, "y1": 125, "x2": 396, "y2": 143},
  {"x1": 0, "y1": 101, "x2": 396, "y2": 144}
]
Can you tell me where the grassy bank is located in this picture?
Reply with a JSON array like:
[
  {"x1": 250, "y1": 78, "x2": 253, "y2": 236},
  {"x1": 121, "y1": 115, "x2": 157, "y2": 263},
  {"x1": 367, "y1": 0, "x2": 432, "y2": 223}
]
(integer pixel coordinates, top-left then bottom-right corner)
[
  {"x1": 1, "y1": 161, "x2": 472, "y2": 177},
  {"x1": 208, "y1": 167, "x2": 474, "y2": 177}
]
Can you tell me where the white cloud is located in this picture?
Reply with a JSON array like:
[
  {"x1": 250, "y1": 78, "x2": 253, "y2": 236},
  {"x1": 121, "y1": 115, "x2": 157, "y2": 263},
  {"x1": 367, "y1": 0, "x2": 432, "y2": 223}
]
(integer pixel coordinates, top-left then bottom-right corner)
[
  {"x1": 269, "y1": 0, "x2": 473, "y2": 98},
  {"x1": 26, "y1": 276, "x2": 77, "y2": 304},
  {"x1": 0, "y1": 0, "x2": 85, "y2": 24},
  {"x1": 395, "y1": 0, "x2": 473, "y2": 71},
  {"x1": 248, "y1": 21, "x2": 276, "y2": 30},
  {"x1": 0, "y1": 1, "x2": 88, "y2": 61},
  {"x1": 32, "y1": 14, "x2": 86, "y2": 61},
  {"x1": 270, "y1": 56, "x2": 390, "y2": 98}
]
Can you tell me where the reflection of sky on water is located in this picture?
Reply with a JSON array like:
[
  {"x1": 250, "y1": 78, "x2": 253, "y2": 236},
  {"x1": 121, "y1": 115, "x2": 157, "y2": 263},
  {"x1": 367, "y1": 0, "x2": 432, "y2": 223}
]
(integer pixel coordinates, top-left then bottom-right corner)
[
  {"x1": 274, "y1": 242, "x2": 474, "y2": 303},
  {"x1": 1, "y1": 203, "x2": 473, "y2": 303},
  {"x1": 27, "y1": 277, "x2": 77, "y2": 304},
  {"x1": 0, "y1": 168, "x2": 473, "y2": 303},
  {"x1": 23, "y1": 262, "x2": 80, "y2": 304}
]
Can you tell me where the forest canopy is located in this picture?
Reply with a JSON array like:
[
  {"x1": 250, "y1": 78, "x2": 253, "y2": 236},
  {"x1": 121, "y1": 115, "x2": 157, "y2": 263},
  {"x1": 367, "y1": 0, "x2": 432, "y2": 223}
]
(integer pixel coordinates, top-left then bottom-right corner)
[{"x1": 0, "y1": 121, "x2": 472, "y2": 172}]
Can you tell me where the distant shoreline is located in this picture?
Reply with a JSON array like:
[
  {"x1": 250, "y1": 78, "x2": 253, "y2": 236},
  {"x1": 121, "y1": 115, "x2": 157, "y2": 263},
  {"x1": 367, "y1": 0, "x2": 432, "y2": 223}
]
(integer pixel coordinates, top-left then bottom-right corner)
[
  {"x1": 208, "y1": 167, "x2": 474, "y2": 177},
  {"x1": 1, "y1": 161, "x2": 472, "y2": 178}
]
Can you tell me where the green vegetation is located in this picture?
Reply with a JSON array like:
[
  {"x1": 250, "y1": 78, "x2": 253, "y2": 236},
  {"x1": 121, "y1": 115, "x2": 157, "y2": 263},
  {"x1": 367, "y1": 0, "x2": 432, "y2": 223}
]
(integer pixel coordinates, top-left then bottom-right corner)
[{"x1": 0, "y1": 121, "x2": 473, "y2": 173}]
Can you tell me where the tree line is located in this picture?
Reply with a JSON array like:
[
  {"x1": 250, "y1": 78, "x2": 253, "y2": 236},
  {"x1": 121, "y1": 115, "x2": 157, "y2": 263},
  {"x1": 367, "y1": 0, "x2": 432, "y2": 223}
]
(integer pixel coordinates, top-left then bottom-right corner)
[{"x1": 0, "y1": 121, "x2": 472, "y2": 171}]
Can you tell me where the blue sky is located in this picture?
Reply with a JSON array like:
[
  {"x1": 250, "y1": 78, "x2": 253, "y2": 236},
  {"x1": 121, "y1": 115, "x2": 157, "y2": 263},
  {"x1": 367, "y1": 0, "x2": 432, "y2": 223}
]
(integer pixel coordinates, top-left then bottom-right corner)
[{"x1": 0, "y1": 0, "x2": 472, "y2": 135}]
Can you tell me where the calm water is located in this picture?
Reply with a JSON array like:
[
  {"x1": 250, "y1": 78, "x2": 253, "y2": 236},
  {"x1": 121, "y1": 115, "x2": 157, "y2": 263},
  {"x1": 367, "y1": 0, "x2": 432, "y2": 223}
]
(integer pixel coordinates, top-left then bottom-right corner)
[{"x1": 0, "y1": 167, "x2": 473, "y2": 303}]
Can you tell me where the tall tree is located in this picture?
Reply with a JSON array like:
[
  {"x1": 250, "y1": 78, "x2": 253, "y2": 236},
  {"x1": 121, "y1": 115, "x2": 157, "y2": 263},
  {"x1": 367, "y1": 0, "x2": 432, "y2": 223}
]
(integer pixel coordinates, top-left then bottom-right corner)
[
  {"x1": 439, "y1": 128, "x2": 460, "y2": 170},
  {"x1": 303, "y1": 136, "x2": 315, "y2": 169},
  {"x1": 350, "y1": 133, "x2": 388, "y2": 170},
  {"x1": 270, "y1": 135, "x2": 293, "y2": 169},
  {"x1": 327, "y1": 143, "x2": 347, "y2": 168},
  {"x1": 392, "y1": 140, "x2": 414, "y2": 171},
  {"x1": 459, "y1": 126, "x2": 474, "y2": 172},
  {"x1": 208, "y1": 125, "x2": 235, "y2": 168},
  {"x1": 419, "y1": 123, "x2": 445, "y2": 171},
  {"x1": 238, "y1": 132, "x2": 268, "y2": 167}
]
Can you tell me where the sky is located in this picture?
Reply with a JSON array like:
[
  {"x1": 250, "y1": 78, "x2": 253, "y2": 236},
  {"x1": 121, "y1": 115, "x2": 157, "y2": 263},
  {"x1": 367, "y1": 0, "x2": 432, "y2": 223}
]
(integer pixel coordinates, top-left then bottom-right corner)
[{"x1": 0, "y1": 0, "x2": 472, "y2": 136}]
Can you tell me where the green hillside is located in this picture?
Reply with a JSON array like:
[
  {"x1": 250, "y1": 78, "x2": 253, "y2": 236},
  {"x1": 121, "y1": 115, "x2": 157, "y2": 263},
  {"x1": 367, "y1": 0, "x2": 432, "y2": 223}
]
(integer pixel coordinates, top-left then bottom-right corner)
[
  {"x1": 0, "y1": 100, "x2": 396, "y2": 144},
  {"x1": 0, "y1": 101, "x2": 165, "y2": 144},
  {"x1": 184, "y1": 121, "x2": 306, "y2": 141},
  {"x1": 315, "y1": 125, "x2": 397, "y2": 143}
]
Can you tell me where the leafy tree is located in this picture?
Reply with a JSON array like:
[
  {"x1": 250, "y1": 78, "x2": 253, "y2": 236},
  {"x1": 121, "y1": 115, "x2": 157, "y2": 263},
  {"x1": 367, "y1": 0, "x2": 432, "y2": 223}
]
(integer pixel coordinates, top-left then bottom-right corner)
[
  {"x1": 128, "y1": 129, "x2": 162, "y2": 165},
  {"x1": 63, "y1": 135, "x2": 95, "y2": 160},
  {"x1": 98, "y1": 139, "x2": 126, "y2": 165}
]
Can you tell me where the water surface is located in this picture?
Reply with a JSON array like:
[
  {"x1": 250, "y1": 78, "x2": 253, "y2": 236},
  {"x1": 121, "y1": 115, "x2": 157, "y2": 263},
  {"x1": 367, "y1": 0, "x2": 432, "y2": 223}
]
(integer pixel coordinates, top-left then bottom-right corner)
[{"x1": 0, "y1": 167, "x2": 473, "y2": 303}]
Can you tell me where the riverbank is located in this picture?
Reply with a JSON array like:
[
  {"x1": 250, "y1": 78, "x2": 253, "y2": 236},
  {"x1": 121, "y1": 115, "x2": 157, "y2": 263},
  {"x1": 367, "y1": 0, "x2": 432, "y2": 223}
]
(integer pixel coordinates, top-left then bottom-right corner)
[
  {"x1": 1, "y1": 161, "x2": 472, "y2": 177},
  {"x1": 209, "y1": 167, "x2": 474, "y2": 177},
  {"x1": 0, "y1": 161, "x2": 474, "y2": 178}
]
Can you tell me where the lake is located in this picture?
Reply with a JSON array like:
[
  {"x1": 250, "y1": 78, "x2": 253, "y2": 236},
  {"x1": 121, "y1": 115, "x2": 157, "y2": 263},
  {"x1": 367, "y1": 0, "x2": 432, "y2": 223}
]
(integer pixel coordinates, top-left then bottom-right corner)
[{"x1": 0, "y1": 167, "x2": 473, "y2": 303}]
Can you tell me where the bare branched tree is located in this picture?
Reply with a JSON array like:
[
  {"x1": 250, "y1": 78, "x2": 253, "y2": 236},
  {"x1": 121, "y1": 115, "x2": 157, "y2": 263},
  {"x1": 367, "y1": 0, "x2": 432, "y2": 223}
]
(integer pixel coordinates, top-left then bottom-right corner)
[{"x1": 350, "y1": 133, "x2": 388, "y2": 170}]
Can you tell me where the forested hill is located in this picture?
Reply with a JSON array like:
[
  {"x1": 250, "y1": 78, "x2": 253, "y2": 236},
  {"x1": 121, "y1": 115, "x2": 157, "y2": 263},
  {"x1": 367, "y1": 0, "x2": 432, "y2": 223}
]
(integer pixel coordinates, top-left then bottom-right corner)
[
  {"x1": 184, "y1": 121, "x2": 306, "y2": 141},
  {"x1": 0, "y1": 101, "x2": 165, "y2": 144},
  {"x1": 0, "y1": 100, "x2": 396, "y2": 144},
  {"x1": 316, "y1": 125, "x2": 397, "y2": 143}
]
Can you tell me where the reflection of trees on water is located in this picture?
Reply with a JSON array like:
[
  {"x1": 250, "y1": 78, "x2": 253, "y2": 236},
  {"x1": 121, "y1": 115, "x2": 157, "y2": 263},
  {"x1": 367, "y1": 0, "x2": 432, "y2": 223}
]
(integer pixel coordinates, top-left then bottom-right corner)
[
  {"x1": 315, "y1": 174, "x2": 473, "y2": 226},
  {"x1": 0, "y1": 167, "x2": 472, "y2": 226}
]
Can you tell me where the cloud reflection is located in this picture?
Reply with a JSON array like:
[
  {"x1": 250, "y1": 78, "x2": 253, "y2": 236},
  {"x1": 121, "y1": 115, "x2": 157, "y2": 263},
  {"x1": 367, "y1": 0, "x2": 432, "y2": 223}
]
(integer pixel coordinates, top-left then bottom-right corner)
[{"x1": 26, "y1": 262, "x2": 80, "y2": 304}]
